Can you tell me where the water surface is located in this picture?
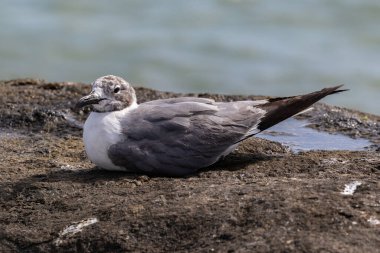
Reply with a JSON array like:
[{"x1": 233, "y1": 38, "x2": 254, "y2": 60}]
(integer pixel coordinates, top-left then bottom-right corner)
[
  {"x1": 0, "y1": 0, "x2": 379, "y2": 114},
  {"x1": 257, "y1": 118, "x2": 372, "y2": 152}
]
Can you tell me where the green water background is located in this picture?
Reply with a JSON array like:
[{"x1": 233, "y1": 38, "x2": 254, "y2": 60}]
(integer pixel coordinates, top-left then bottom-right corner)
[{"x1": 0, "y1": 0, "x2": 379, "y2": 114}]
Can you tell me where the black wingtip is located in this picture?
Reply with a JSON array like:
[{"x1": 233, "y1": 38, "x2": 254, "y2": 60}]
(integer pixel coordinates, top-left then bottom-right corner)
[
  {"x1": 322, "y1": 84, "x2": 349, "y2": 94},
  {"x1": 256, "y1": 85, "x2": 347, "y2": 132}
]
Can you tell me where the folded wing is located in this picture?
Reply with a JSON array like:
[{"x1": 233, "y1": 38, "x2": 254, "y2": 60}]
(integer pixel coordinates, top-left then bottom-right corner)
[{"x1": 108, "y1": 98, "x2": 265, "y2": 175}]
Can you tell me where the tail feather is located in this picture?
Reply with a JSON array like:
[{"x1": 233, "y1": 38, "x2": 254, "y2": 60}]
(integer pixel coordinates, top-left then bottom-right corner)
[{"x1": 256, "y1": 85, "x2": 348, "y2": 132}]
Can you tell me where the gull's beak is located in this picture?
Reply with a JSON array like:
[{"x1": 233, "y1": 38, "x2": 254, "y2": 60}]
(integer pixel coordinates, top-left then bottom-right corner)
[{"x1": 76, "y1": 92, "x2": 106, "y2": 108}]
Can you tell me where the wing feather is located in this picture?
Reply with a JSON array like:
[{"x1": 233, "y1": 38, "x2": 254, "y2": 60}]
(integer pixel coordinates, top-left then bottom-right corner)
[{"x1": 108, "y1": 99, "x2": 265, "y2": 175}]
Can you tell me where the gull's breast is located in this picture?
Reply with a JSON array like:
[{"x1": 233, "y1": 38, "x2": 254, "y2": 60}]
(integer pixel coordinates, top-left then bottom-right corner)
[{"x1": 83, "y1": 111, "x2": 127, "y2": 171}]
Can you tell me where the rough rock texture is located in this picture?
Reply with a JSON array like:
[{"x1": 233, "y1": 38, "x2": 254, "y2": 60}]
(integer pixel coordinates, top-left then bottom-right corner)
[{"x1": 0, "y1": 79, "x2": 379, "y2": 253}]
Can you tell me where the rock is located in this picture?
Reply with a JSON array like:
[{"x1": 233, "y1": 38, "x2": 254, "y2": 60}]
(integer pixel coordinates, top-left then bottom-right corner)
[{"x1": 0, "y1": 79, "x2": 379, "y2": 253}]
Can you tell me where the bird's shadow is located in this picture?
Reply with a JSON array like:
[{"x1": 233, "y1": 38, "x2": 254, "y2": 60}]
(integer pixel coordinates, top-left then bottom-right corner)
[
  {"x1": 202, "y1": 152, "x2": 275, "y2": 173},
  {"x1": 41, "y1": 152, "x2": 273, "y2": 182},
  {"x1": 0, "y1": 152, "x2": 276, "y2": 201},
  {"x1": 40, "y1": 167, "x2": 139, "y2": 183},
  {"x1": 48, "y1": 152, "x2": 271, "y2": 181},
  {"x1": 0, "y1": 168, "x2": 141, "y2": 202}
]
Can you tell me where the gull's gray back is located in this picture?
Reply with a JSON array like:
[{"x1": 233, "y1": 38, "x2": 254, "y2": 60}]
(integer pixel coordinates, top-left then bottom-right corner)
[{"x1": 108, "y1": 97, "x2": 265, "y2": 175}]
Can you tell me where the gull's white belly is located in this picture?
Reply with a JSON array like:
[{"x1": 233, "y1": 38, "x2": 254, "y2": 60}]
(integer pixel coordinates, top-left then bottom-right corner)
[{"x1": 83, "y1": 111, "x2": 126, "y2": 171}]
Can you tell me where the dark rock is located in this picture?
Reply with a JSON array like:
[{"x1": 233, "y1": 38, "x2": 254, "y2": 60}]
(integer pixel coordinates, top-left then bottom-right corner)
[{"x1": 0, "y1": 79, "x2": 379, "y2": 253}]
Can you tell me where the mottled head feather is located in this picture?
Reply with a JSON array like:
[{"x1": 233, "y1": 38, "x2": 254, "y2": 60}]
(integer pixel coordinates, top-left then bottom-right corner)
[{"x1": 90, "y1": 75, "x2": 137, "y2": 112}]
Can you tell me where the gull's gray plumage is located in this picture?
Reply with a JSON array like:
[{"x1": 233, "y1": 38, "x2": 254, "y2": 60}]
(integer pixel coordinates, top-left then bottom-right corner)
[
  {"x1": 77, "y1": 75, "x2": 347, "y2": 176},
  {"x1": 108, "y1": 99, "x2": 265, "y2": 175}
]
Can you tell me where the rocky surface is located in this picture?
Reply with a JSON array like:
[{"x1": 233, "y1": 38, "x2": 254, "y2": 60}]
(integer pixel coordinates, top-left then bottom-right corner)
[{"x1": 0, "y1": 79, "x2": 379, "y2": 253}]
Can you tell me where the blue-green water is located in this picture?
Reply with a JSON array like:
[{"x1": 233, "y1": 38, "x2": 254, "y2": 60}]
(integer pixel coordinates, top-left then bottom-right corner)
[{"x1": 0, "y1": 0, "x2": 379, "y2": 114}]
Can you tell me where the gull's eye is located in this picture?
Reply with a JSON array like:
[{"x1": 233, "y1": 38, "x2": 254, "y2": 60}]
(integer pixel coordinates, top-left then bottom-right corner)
[{"x1": 114, "y1": 87, "x2": 120, "y2": 93}]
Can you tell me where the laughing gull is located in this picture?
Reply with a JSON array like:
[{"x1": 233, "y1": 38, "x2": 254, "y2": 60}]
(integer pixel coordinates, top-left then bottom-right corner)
[{"x1": 77, "y1": 75, "x2": 346, "y2": 175}]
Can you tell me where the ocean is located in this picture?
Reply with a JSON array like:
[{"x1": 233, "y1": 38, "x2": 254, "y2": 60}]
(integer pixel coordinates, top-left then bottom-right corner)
[{"x1": 0, "y1": 0, "x2": 379, "y2": 114}]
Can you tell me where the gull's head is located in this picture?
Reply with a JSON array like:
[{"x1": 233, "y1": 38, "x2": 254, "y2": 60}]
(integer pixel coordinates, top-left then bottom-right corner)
[{"x1": 76, "y1": 75, "x2": 137, "y2": 112}]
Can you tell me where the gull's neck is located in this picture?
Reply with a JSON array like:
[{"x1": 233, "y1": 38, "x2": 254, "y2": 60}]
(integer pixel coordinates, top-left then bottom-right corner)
[{"x1": 92, "y1": 101, "x2": 138, "y2": 117}]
